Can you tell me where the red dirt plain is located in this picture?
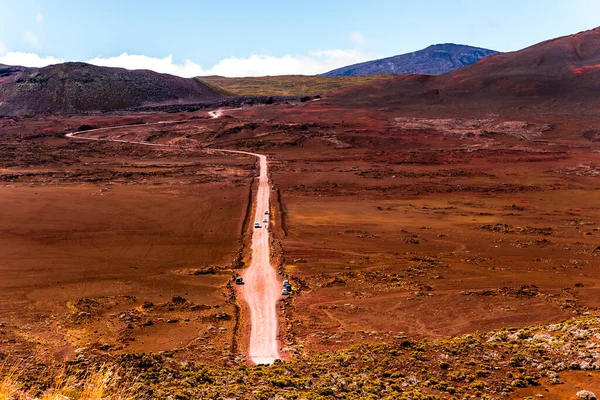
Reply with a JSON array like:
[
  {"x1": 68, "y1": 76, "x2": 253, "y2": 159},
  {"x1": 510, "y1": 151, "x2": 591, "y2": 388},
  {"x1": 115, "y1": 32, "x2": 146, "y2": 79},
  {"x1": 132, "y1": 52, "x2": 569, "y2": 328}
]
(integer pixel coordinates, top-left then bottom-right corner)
[
  {"x1": 1, "y1": 91, "x2": 600, "y2": 397},
  {"x1": 514, "y1": 371, "x2": 600, "y2": 399},
  {"x1": 4, "y1": 99, "x2": 599, "y2": 355},
  {"x1": 0, "y1": 113, "x2": 259, "y2": 365},
  {"x1": 222, "y1": 103, "x2": 600, "y2": 360}
]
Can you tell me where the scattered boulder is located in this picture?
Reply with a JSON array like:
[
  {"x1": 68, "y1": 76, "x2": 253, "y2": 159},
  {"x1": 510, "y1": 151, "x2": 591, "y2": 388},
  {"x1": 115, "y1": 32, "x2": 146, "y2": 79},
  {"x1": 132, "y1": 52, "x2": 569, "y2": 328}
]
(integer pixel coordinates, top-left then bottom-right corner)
[
  {"x1": 142, "y1": 301, "x2": 154, "y2": 309},
  {"x1": 215, "y1": 312, "x2": 232, "y2": 321},
  {"x1": 194, "y1": 266, "x2": 217, "y2": 275},
  {"x1": 190, "y1": 304, "x2": 212, "y2": 311},
  {"x1": 171, "y1": 296, "x2": 187, "y2": 304},
  {"x1": 576, "y1": 390, "x2": 597, "y2": 400},
  {"x1": 505, "y1": 204, "x2": 525, "y2": 211},
  {"x1": 479, "y1": 223, "x2": 552, "y2": 236},
  {"x1": 76, "y1": 124, "x2": 98, "y2": 132},
  {"x1": 323, "y1": 276, "x2": 346, "y2": 287}
]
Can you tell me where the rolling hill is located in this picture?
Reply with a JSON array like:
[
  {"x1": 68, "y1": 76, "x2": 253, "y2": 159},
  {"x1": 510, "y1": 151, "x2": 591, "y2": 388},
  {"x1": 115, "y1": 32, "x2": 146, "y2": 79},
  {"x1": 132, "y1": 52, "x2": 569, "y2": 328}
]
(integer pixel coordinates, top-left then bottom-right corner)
[
  {"x1": 0, "y1": 62, "x2": 225, "y2": 116},
  {"x1": 322, "y1": 44, "x2": 499, "y2": 77},
  {"x1": 327, "y1": 27, "x2": 600, "y2": 115}
]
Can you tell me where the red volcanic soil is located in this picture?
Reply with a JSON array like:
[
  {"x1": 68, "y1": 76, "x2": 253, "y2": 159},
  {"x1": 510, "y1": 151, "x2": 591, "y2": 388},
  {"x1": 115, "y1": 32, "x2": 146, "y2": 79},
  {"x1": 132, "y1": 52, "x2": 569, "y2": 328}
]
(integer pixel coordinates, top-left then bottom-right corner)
[
  {"x1": 573, "y1": 63, "x2": 600, "y2": 76},
  {"x1": 0, "y1": 113, "x2": 259, "y2": 364},
  {"x1": 228, "y1": 92, "x2": 600, "y2": 359},
  {"x1": 325, "y1": 26, "x2": 600, "y2": 116},
  {"x1": 1, "y1": 88, "x2": 600, "y2": 394}
]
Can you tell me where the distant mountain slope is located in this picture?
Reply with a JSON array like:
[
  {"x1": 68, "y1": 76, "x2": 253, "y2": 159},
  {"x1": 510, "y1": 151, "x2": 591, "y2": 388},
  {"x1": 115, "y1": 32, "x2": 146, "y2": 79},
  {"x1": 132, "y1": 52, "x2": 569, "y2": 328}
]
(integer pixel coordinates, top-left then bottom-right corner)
[
  {"x1": 0, "y1": 62, "x2": 225, "y2": 116},
  {"x1": 322, "y1": 44, "x2": 500, "y2": 77},
  {"x1": 197, "y1": 74, "x2": 397, "y2": 96},
  {"x1": 326, "y1": 27, "x2": 600, "y2": 114}
]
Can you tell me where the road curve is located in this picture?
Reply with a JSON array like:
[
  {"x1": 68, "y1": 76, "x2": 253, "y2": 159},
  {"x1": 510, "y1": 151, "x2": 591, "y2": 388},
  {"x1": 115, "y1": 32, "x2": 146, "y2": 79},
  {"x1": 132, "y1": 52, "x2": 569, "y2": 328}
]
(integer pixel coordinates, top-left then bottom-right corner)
[{"x1": 66, "y1": 112, "x2": 282, "y2": 364}]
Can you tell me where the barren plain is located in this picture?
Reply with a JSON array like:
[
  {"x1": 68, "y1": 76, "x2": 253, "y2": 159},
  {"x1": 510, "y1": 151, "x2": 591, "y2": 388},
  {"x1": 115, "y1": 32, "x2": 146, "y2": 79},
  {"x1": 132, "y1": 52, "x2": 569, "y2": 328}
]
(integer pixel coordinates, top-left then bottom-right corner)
[{"x1": 1, "y1": 96, "x2": 599, "y2": 397}]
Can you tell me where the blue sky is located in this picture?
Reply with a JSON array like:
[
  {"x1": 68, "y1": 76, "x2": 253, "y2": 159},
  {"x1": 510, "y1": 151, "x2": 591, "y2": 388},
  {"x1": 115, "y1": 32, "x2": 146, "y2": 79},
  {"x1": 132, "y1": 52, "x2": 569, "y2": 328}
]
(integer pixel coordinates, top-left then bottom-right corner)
[{"x1": 0, "y1": 0, "x2": 598, "y2": 76}]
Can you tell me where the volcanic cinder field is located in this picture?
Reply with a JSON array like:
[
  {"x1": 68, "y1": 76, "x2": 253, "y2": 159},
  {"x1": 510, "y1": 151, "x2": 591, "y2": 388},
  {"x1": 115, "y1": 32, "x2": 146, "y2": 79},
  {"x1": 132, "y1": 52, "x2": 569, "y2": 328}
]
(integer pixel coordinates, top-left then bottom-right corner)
[{"x1": 1, "y1": 26, "x2": 600, "y2": 399}]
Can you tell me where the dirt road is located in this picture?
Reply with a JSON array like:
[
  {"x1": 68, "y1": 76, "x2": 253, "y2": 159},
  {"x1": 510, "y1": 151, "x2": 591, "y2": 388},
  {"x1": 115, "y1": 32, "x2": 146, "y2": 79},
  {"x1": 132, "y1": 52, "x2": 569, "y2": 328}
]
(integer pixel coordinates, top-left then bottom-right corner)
[
  {"x1": 66, "y1": 112, "x2": 282, "y2": 364},
  {"x1": 236, "y1": 152, "x2": 281, "y2": 365},
  {"x1": 208, "y1": 110, "x2": 223, "y2": 119},
  {"x1": 203, "y1": 147, "x2": 282, "y2": 364}
]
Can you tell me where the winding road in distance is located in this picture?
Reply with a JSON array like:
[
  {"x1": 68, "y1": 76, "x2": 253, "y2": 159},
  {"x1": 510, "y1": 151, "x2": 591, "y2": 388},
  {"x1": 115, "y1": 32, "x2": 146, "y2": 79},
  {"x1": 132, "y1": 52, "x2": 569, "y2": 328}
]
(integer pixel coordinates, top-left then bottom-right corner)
[{"x1": 66, "y1": 110, "x2": 282, "y2": 365}]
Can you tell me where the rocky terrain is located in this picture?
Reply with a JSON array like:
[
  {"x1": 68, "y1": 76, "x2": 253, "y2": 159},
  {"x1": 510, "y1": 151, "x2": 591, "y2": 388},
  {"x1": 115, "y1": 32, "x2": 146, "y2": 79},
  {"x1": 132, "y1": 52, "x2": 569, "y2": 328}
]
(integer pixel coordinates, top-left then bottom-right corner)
[{"x1": 322, "y1": 44, "x2": 499, "y2": 76}]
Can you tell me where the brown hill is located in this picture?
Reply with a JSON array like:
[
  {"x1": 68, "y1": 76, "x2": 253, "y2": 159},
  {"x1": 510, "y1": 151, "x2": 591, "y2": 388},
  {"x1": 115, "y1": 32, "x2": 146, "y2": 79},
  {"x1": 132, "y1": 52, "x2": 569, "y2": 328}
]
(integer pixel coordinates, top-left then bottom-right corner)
[
  {"x1": 328, "y1": 27, "x2": 600, "y2": 115},
  {"x1": 0, "y1": 62, "x2": 225, "y2": 116}
]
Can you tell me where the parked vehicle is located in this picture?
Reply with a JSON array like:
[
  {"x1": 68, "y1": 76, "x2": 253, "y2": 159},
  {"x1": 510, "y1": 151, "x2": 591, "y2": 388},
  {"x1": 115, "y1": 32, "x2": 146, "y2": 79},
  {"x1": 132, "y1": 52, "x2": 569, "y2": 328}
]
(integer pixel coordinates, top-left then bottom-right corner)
[
  {"x1": 235, "y1": 277, "x2": 244, "y2": 285},
  {"x1": 281, "y1": 288, "x2": 289, "y2": 295},
  {"x1": 264, "y1": 210, "x2": 269, "y2": 215},
  {"x1": 282, "y1": 280, "x2": 289, "y2": 286},
  {"x1": 254, "y1": 222, "x2": 261, "y2": 228},
  {"x1": 262, "y1": 218, "x2": 268, "y2": 223}
]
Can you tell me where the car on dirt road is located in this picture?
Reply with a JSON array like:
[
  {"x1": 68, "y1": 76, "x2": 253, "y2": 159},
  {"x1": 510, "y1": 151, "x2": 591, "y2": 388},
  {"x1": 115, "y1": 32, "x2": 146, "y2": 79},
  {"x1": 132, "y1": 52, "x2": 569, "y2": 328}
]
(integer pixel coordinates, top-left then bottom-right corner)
[
  {"x1": 264, "y1": 210, "x2": 269, "y2": 215},
  {"x1": 254, "y1": 222, "x2": 261, "y2": 228},
  {"x1": 262, "y1": 218, "x2": 268, "y2": 223},
  {"x1": 235, "y1": 277, "x2": 244, "y2": 285}
]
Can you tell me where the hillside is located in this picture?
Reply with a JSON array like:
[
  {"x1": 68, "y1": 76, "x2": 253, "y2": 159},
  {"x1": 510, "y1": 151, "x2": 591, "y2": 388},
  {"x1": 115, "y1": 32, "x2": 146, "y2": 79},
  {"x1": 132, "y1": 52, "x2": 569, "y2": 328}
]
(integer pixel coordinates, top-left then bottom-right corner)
[
  {"x1": 322, "y1": 44, "x2": 499, "y2": 77},
  {"x1": 0, "y1": 62, "x2": 225, "y2": 116},
  {"x1": 326, "y1": 27, "x2": 600, "y2": 115},
  {"x1": 197, "y1": 74, "x2": 397, "y2": 96}
]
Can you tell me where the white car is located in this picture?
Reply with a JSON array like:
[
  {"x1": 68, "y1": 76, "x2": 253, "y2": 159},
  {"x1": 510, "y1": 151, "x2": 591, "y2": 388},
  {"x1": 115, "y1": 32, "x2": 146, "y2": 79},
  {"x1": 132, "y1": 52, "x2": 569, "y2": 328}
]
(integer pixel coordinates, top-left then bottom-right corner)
[
  {"x1": 262, "y1": 218, "x2": 268, "y2": 223},
  {"x1": 281, "y1": 289, "x2": 289, "y2": 295},
  {"x1": 254, "y1": 222, "x2": 261, "y2": 228}
]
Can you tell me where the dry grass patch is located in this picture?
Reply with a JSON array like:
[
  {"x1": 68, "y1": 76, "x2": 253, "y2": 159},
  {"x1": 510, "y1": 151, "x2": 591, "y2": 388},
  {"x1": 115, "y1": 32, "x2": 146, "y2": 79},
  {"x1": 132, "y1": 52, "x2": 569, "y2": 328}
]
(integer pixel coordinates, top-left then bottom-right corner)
[
  {"x1": 197, "y1": 75, "x2": 396, "y2": 96},
  {"x1": 0, "y1": 364, "x2": 138, "y2": 400}
]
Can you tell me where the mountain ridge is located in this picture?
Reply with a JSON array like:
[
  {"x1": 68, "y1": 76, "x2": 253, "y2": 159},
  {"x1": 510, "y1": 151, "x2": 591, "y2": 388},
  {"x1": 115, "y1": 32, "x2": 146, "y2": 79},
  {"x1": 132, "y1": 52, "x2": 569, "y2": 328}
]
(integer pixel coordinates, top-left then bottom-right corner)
[
  {"x1": 322, "y1": 43, "x2": 500, "y2": 77},
  {"x1": 325, "y1": 27, "x2": 600, "y2": 115}
]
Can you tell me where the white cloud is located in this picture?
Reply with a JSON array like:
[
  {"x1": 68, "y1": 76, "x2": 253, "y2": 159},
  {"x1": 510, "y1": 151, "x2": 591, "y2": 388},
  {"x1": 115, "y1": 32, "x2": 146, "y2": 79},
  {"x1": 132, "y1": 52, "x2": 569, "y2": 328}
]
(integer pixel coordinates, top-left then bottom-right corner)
[
  {"x1": 36, "y1": 12, "x2": 44, "y2": 23},
  {"x1": 208, "y1": 49, "x2": 370, "y2": 77},
  {"x1": 0, "y1": 33, "x2": 374, "y2": 77},
  {"x1": 23, "y1": 31, "x2": 39, "y2": 46},
  {"x1": 86, "y1": 53, "x2": 206, "y2": 77},
  {"x1": 84, "y1": 49, "x2": 371, "y2": 77},
  {"x1": 349, "y1": 32, "x2": 367, "y2": 46},
  {"x1": 0, "y1": 52, "x2": 63, "y2": 67}
]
